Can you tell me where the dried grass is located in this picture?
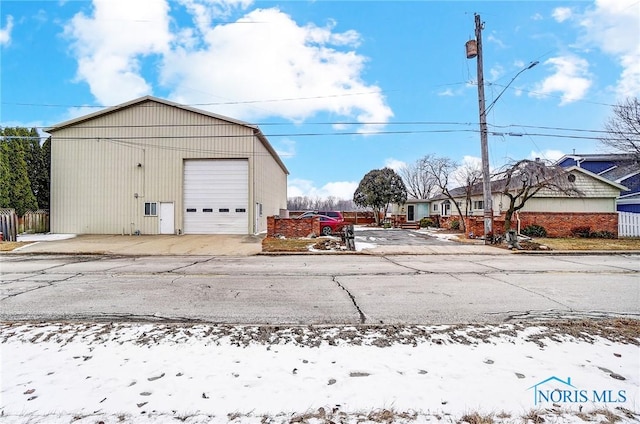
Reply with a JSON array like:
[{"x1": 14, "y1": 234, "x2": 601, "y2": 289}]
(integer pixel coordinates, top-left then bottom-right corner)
[{"x1": 535, "y1": 237, "x2": 640, "y2": 251}]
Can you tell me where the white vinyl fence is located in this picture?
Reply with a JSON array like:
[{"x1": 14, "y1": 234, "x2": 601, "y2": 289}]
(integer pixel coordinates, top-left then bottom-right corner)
[{"x1": 618, "y1": 211, "x2": 640, "y2": 237}]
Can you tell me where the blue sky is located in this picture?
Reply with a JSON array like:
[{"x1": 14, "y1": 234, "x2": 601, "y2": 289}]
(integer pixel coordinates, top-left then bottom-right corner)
[{"x1": 1, "y1": 0, "x2": 639, "y2": 200}]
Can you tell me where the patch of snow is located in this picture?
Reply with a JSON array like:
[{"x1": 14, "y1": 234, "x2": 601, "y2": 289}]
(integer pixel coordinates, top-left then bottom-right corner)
[
  {"x1": 1, "y1": 323, "x2": 638, "y2": 423},
  {"x1": 17, "y1": 233, "x2": 76, "y2": 242},
  {"x1": 354, "y1": 241, "x2": 377, "y2": 251}
]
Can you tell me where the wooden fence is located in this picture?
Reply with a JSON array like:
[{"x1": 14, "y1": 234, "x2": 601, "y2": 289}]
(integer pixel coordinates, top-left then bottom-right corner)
[
  {"x1": 0, "y1": 209, "x2": 18, "y2": 242},
  {"x1": 23, "y1": 210, "x2": 50, "y2": 234},
  {"x1": 618, "y1": 211, "x2": 640, "y2": 237}
]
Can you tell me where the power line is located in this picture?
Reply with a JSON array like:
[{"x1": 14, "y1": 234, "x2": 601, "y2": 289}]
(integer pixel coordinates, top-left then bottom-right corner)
[
  {"x1": 0, "y1": 89, "x2": 393, "y2": 109},
  {"x1": 0, "y1": 120, "x2": 621, "y2": 135},
  {"x1": 5, "y1": 129, "x2": 625, "y2": 142}
]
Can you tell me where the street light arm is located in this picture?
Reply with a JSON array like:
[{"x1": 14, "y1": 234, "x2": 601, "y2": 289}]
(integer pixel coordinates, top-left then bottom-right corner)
[{"x1": 485, "y1": 61, "x2": 539, "y2": 115}]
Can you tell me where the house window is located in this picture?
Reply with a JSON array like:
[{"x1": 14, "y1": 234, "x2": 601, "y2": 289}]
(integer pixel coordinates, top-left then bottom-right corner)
[
  {"x1": 203, "y1": 208, "x2": 213, "y2": 213},
  {"x1": 473, "y1": 200, "x2": 484, "y2": 210},
  {"x1": 144, "y1": 202, "x2": 157, "y2": 216},
  {"x1": 236, "y1": 208, "x2": 246, "y2": 213},
  {"x1": 219, "y1": 208, "x2": 230, "y2": 213},
  {"x1": 433, "y1": 204, "x2": 438, "y2": 212}
]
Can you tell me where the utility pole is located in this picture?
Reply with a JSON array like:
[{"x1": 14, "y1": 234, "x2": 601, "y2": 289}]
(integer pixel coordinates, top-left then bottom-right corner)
[
  {"x1": 471, "y1": 13, "x2": 493, "y2": 243},
  {"x1": 467, "y1": 15, "x2": 538, "y2": 243}
]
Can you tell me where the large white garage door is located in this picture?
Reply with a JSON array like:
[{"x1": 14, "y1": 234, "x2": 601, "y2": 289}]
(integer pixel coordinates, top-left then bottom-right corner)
[{"x1": 183, "y1": 159, "x2": 249, "y2": 234}]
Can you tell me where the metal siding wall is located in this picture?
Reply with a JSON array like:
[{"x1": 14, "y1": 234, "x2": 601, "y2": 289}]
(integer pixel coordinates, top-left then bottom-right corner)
[
  {"x1": 253, "y1": 137, "x2": 288, "y2": 233},
  {"x1": 50, "y1": 128, "x2": 141, "y2": 234},
  {"x1": 50, "y1": 100, "x2": 268, "y2": 234}
]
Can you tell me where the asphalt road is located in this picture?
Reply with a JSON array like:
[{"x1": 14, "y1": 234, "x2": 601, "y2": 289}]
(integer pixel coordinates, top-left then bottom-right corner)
[
  {"x1": 1, "y1": 253, "x2": 638, "y2": 324},
  {"x1": 355, "y1": 228, "x2": 453, "y2": 245}
]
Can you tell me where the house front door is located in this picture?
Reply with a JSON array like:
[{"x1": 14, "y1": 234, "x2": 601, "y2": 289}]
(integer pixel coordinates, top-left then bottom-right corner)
[
  {"x1": 407, "y1": 205, "x2": 415, "y2": 222},
  {"x1": 159, "y1": 202, "x2": 175, "y2": 234},
  {"x1": 441, "y1": 202, "x2": 451, "y2": 216}
]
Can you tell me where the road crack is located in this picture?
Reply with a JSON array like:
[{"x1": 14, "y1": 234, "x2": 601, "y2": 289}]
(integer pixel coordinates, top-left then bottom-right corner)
[
  {"x1": 332, "y1": 276, "x2": 366, "y2": 324},
  {"x1": 381, "y1": 256, "x2": 424, "y2": 273},
  {"x1": 484, "y1": 274, "x2": 573, "y2": 311},
  {"x1": 163, "y1": 257, "x2": 215, "y2": 273},
  {"x1": 1, "y1": 273, "x2": 83, "y2": 301}
]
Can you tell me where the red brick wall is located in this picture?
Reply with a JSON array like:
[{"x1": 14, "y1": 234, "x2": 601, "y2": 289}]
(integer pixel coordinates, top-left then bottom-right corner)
[
  {"x1": 463, "y1": 212, "x2": 618, "y2": 238},
  {"x1": 438, "y1": 216, "x2": 463, "y2": 230},
  {"x1": 518, "y1": 212, "x2": 618, "y2": 237},
  {"x1": 267, "y1": 216, "x2": 321, "y2": 238}
]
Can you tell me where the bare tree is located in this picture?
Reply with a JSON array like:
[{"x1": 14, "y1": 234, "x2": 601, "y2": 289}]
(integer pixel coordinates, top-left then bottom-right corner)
[
  {"x1": 601, "y1": 97, "x2": 640, "y2": 161},
  {"x1": 399, "y1": 155, "x2": 437, "y2": 199},
  {"x1": 287, "y1": 196, "x2": 356, "y2": 211},
  {"x1": 423, "y1": 156, "x2": 467, "y2": 231},
  {"x1": 494, "y1": 159, "x2": 582, "y2": 231},
  {"x1": 453, "y1": 161, "x2": 482, "y2": 217}
]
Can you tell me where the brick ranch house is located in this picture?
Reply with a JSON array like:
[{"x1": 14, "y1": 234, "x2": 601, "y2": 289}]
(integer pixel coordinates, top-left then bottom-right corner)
[{"x1": 396, "y1": 166, "x2": 628, "y2": 238}]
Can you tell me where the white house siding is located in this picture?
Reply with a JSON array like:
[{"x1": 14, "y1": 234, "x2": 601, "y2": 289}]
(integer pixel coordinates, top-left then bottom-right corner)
[
  {"x1": 534, "y1": 171, "x2": 622, "y2": 199},
  {"x1": 49, "y1": 98, "x2": 287, "y2": 235},
  {"x1": 519, "y1": 197, "x2": 616, "y2": 213}
]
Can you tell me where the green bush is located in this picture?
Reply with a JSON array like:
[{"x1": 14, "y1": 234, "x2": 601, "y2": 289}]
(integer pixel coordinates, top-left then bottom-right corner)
[
  {"x1": 419, "y1": 217, "x2": 434, "y2": 228},
  {"x1": 521, "y1": 224, "x2": 547, "y2": 238},
  {"x1": 589, "y1": 230, "x2": 615, "y2": 239},
  {"x1": 450, "y1": 220, "x2": 460, "y2": 230},
  {"x1": 570, "y1": 226, "x2": 591, "y2": 238}
]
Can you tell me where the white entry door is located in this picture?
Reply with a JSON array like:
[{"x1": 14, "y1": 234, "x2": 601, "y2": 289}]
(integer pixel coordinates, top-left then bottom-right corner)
[{"x1": 159, "y1": 202, "x2": 175, "y2": 234}]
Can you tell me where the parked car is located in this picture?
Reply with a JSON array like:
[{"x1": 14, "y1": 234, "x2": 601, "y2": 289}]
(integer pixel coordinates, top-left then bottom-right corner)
[{"x1": 296, "y1": 211, "x2": 345, "y2": 236}]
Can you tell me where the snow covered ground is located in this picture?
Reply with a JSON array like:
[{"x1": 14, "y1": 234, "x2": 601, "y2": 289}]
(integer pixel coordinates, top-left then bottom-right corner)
[
  {"x1": 16, "y1": 234, "x2": 76, "y2": 242},
  {"x1": 2, "y1": 321, "x2": 638, "y2": 423}
]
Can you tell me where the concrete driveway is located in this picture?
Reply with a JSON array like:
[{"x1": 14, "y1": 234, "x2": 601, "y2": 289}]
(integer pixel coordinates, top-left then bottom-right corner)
[
  {"x1": 14, "y1": 234, "x2": 264, "y2": 256},
  {"x1": 10, "y1": 228, "x2": 504, "y2": 256}
]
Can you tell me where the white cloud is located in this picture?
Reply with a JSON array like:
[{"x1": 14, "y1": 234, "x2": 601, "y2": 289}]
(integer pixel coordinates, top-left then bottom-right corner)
[
  {"x1": 531, "y1": 13, "x2": 544, "y2": 21},
  {"x1": 532, "y1": 56, "x2": 592, "y2": 105},
  {"x1": 617, "y1": 53, "x2": 640, "y2": 98},
  {"x1": 160, "y1": 7, "x2": 392, "y2": 131},
  {"x1": 275, "y1": 138, "x2": 296, "y2": 159},
  {"x1": 552, "y1": 7, "x2": 573, "y2": 23},
  {"x1": 64, "y1": 0, "x2": 173, "y2": 105},
  {"x1": 384, "y1": 158, "x2": 406, "y2": 172},
  {"x1": 322, "y1": 181, "x2": 358, "y2": 199},
  {"x1": 489, "y1": 65, "x2": 504, "y2": 82},
  {"x1": 461, "y1": 155, "x2": 481, "y2": 168},
  {"x1": 0, "y1": 15, "x2": 14, "y2": 46},
  {"x1": 451, "y1": 156, "x2": 482, "y2": 187},
  {"x1": 177, "y1": 0, "x2": 253, "y2": 34},
  {"x1": 437, "y1": 88, "x2": 455, "y2": 97},
  {"x1": 486, "y1": 33, "x2": 506, "y2": 49},
  {"x1": 577, "y1": 0, "x2": 640, "y2": 98},
  {"x1": 288, "y1": 178, "x2": 357, "y2": 200},
  {"x1": 63, "y1": 105, "x2": 103, "y2": 121},
  {"x1": 62, "y1": 1, "x2": 393, "y2": 130},
  {"x1": 529, "y1": 149, "x2": 565, "y2": 163}
]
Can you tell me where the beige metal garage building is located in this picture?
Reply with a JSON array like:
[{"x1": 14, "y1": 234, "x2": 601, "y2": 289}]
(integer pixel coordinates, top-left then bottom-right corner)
[{"x1": 46, "y1": 96, "x2": 288, "y2": 235}]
